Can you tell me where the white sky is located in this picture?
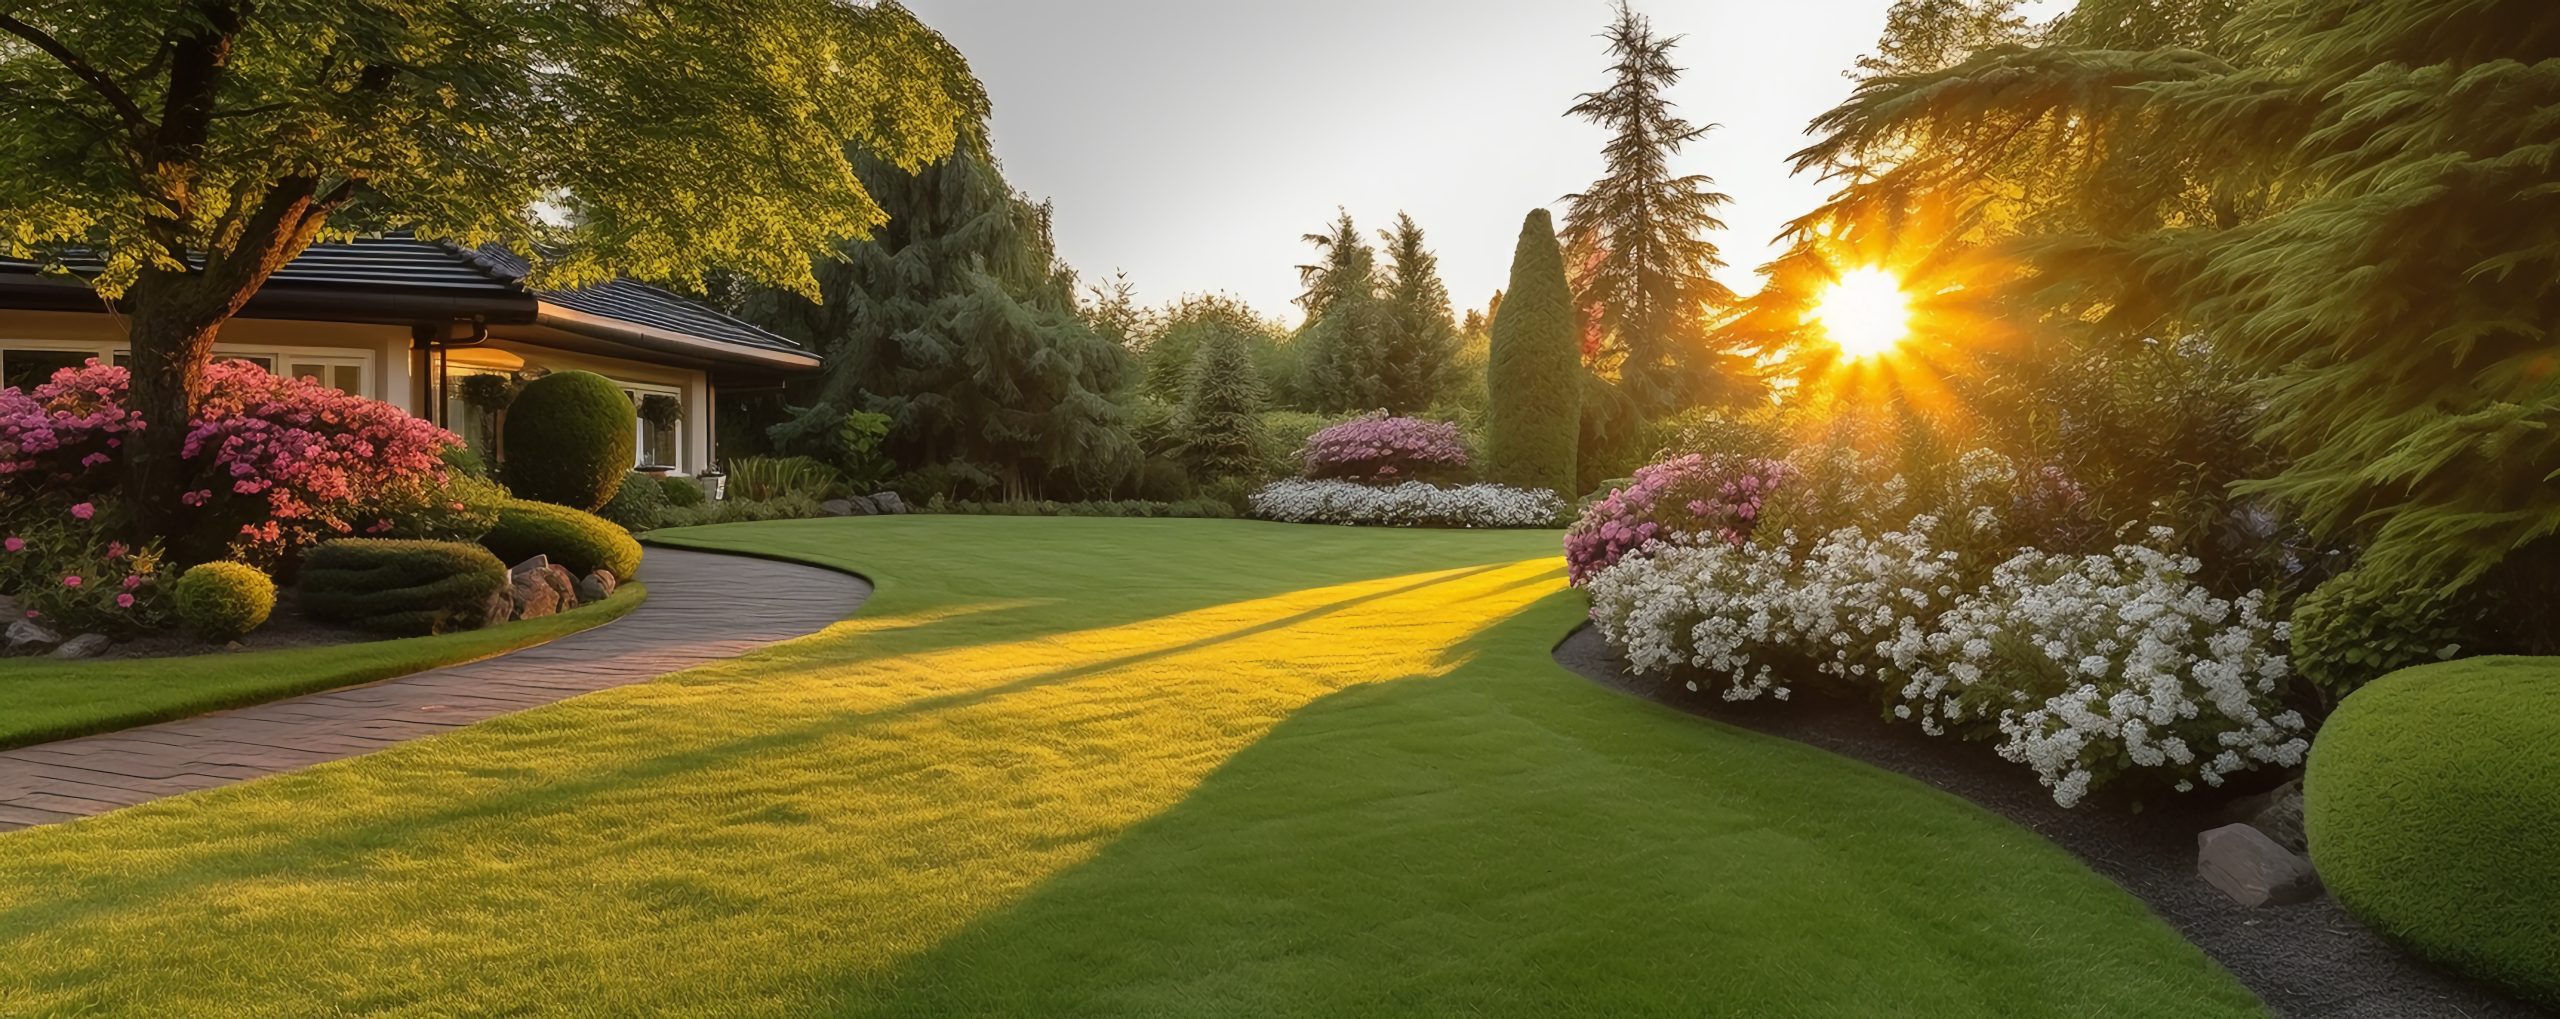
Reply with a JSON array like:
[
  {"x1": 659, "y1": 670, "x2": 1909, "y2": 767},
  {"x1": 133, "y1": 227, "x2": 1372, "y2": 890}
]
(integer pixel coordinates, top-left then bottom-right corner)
[{"x1": 902, "y1": 0, "x2": 1910, "y2": 325}]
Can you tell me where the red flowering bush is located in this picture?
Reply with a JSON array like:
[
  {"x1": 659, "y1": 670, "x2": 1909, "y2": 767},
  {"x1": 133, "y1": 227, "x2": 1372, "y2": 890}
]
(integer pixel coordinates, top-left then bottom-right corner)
[
  {"x1": 1564, "y1": 454, "x2": 1794, "y2": 584},
  {"x1": 1298, "y1": 414, "x2": 1470, "y2": 482},
  {"x1": 1, "y1": 359, "x2": 484, "y2": 570}
]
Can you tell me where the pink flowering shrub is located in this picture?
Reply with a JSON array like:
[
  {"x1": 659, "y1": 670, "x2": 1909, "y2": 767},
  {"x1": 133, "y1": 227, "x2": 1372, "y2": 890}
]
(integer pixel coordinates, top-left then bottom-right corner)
[
  {"x1": 1564, "y1": 454, "x2": 1794, "y2": 584},
  {"x1": 1297, "y1": 414, "x2": 1470, "y2": 482},
  {"x1": 1, "y1": 359, "x2": 484, "y2": 570},
  {"x1": 0, "y1": 500, "x2": 176, "y2": 635}
]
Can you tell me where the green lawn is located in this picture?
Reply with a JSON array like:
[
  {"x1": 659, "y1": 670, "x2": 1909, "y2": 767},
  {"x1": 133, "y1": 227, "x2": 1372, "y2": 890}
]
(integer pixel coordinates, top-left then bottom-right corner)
[
  {"x1": 0, "y1": 584, "x2": 644, "y2": 750},
  {"x1": 0, "y1": 517, "x2": 2256, "y2": 1016}
]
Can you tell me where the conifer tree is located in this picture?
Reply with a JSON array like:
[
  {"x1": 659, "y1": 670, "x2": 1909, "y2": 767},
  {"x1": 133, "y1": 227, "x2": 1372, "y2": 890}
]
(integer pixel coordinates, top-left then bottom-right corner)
[
  {"x1": 1487, "y1": 210, "x2": 1581, "y2": 497},
  {"x1": 1561, "y1": 2, "x2": 1747, "y2": 416},
  {"x1": 1375, "y1": 213, "x2": 1459, "y2": 414},
  {"x1": 1294, "y1": 211, "x2": 1392, "y2": 412},
  {"x1": 1177, "y1": 327, "x2": 1268, "y2": 481}
]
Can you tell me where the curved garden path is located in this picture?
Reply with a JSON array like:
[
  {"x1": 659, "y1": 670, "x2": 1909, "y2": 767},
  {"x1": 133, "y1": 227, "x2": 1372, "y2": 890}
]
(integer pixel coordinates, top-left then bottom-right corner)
[{"x1": 0, "y1": 546, "x2": 870, "y2": 832}]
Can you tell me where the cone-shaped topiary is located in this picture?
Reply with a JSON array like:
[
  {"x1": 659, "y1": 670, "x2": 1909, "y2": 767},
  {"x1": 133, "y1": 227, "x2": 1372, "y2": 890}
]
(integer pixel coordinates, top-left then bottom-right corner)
[
  {"x1": 503, "y1": 370, "x2": 636, "y2": 510},
  {"x1": 171, "y1": 561, "x2": 275, "y2": 642},
  {"x1": 481, "y1": 498, "x2": 644, "y2": 581},
  {"x1": 299, "y1": 539, "x2": 508, "y2": 635},
  {"x1": 1486, "y1": 209, "x2": 1581, "y2": 497}
]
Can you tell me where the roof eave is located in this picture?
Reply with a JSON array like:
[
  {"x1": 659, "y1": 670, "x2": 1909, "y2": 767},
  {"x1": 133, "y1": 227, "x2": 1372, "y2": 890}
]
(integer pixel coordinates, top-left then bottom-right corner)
[{"x1": 532, "y1": 301, "x2": 820, "y2": 372}]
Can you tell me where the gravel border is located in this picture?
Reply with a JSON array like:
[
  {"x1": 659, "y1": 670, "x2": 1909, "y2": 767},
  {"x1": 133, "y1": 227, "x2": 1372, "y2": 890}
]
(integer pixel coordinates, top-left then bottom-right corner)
[{"x1": 1553, "y1": 623, "x2": 2549, "y2": 1019}]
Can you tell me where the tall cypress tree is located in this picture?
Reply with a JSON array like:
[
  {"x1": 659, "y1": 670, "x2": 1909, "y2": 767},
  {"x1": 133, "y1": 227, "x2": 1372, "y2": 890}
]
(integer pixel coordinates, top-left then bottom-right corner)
[
  {"x1": 1177, "y1": 327, "x2": 1268, "y2": 481},
  {"x1": 1487, "y1": 209, "x2": 1581, "y2": 497},
  {"x1": 1294, "y1": 211, "x2": 1392, "y2": 412},
  {"x1": 1561, "y1": 1, "x2": 1746, "y2": 415},
  {"x1": 1376, "y1": 213, "x2": 1459, "y2": 414}
]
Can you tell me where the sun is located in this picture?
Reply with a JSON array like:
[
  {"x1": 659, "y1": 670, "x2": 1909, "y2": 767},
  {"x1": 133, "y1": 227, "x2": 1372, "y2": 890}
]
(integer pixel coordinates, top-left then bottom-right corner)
[{"x1": 1811, "y1": 267, "x2": 1913, "y2": 360}]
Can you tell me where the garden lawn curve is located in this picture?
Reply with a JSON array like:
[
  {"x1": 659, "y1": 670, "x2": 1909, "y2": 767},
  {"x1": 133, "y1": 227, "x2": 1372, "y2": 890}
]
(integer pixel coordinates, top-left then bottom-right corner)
[{"x1": 0, "y1": 517, "x2": 2259, "y2": 1016}]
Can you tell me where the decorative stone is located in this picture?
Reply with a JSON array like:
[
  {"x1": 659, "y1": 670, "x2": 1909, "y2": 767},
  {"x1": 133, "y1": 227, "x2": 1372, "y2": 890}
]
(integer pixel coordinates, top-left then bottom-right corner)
[
  {"x1": 6, "y1": 617, "x2": 63, "y2": 652},
  {"x1": 508, "y1": 554, "x2": 550, "y2": 577},
  {"x1": 2222, "y1": 779, "x2": 2307, "y2": 853},
  {"x1": 841, "y1": 496, "x2": 877, "y2": 516},
  {"x1": 49, "y1": 633, "x2": 111, "y2": 659},
  {"x1": 869, "y1": 491, "x2": 907, "y2": 515},
  {"x1": 477, "y1": 588, "x2": 516, "y2": 629},
  {"x1": 509, "y1": 572, "x2": 562, "y2": 621},
  {"x1": 542, "y1": 564, "x2": 579, "y2": 607},
  {"x1": 576, "y1": 575, "x2": 612, "y2": 604},
  {"x1": 820, "y1": 499, "x2": 856, "y2": 517},
  {"x1": 2198, "y1": 822, "x2": 2322, "y2": 906},
  {"x1": 585, "y1": 569, "x2": 617, "y2": 597}
]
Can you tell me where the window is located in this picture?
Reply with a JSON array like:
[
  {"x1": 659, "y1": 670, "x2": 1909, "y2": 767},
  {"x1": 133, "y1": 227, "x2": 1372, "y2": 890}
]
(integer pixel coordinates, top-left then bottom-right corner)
[
  {"x1": 1, "y1": 348, "x2": 95, "y2": 391},
  {"x1": 283, "y1": 357, "x2": 366, "y2": 397},
  {"x1": 620, "y1": 383, "x2": 683, "y2": 470}
]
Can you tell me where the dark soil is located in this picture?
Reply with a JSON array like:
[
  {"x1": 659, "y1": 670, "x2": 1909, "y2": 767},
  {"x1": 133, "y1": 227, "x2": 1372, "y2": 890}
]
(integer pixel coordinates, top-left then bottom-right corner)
[
  {"x1": 12, "y1": 589, "x2": 369, "y2": 661},
  {"x1": 1553, "y1": 623, "x2": 2549, "y2": 1019}
]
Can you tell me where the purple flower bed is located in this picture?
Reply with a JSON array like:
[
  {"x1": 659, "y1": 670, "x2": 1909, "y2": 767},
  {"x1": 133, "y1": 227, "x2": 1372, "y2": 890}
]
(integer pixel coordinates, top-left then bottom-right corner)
[
  {"x1": 1298, "y1": 414, "x2": 1469, "y2": 482},
  {"x1": 1564, "y1": 454, "x2": 1793, "y2": 583}
]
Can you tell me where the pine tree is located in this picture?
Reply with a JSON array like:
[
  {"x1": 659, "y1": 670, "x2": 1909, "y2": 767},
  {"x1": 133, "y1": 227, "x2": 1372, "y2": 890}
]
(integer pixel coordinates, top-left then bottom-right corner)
[
  {"x1": 1294, "y1": 211, "x2": 1393, "y2": 412},
  {"x1": 1561, "y1": 2, "x2": 1746, "y2": 416},
  {"x1": 1140, "y1": 294, "x2": 1285, "y2": 403},
  {"x1": 1375, "y1": 213, "x2": 1459, "y2": 414},
  {"x1": 746, "y1": 136, "x2": 1136, "y2": 501},
  {"x1": 1487, "y1": 209, "x2": 1582, "y2": 497},
  {"x1": 1177, "y1": 327, "x2": 1269, "y2": 481}
]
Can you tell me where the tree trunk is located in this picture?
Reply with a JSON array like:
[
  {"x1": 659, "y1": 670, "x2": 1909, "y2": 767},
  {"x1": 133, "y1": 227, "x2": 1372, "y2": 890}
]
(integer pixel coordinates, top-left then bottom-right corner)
[{"x1": 121, "y1": 270, "x2": 232, "y2": 540}]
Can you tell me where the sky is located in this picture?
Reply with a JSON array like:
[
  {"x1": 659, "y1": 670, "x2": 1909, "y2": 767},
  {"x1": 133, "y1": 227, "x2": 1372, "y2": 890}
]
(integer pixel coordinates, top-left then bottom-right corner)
[{"x1": 900, "y1": 0, "x2": 1909, "y2": 326}]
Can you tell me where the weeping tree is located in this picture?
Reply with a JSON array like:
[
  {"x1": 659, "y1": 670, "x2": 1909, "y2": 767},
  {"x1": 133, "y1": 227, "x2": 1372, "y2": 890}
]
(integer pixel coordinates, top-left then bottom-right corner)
[
  {"x1": 0, "y1": 0, "x2": 980, "y2": 535},
  {"x1": 746, "y1": 138, "x2": 1137, "y2": 503},
  {"x1": 1487, "y1": 209, "x2": 1581, "y2": 497},
  {"x1": 1374, "y1": 213, "x2": 1459, "y2": 414},
  {"x1": 1560, "y1": 1, "x2": 1749, "y2": 416},
  {"x1": 1793, "y1": 0, "x2": 2560, "y2": 612}
]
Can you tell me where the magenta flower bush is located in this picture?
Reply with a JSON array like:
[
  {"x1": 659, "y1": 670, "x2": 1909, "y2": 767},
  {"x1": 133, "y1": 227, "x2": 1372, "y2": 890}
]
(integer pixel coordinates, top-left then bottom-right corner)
[
  {"x1": 1564, "y1": 454, "x2": 1794, "y2": 584},
  {"x1": 1297, "y1": 414, "x2": 1470, "y2": 482},
  {"x1": 1, "y1": 358, "x2": 473, "y2": 567},
  {"x1": 0, "y1": 500, "x2": 175, "y2": 635}
]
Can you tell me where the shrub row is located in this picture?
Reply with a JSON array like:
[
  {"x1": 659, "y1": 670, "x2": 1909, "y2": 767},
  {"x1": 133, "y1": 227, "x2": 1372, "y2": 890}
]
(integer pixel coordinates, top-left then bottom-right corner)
[
  {"x1": 301, "y1": 539, "x2": 508, "y2": 635},
  {"x1": 481, "y1": 499, "x2": 643, "y2": 580}
]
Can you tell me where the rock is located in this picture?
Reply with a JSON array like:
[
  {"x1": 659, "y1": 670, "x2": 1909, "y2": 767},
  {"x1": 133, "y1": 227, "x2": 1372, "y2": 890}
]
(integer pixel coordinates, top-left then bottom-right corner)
[
  {"x1": 820, "y1": 499, "x2": 856, "y2": 517},
  {"x1": 2198, "y1": 822, "x2": 2322, "y2": 906},
  {"x1": 869, "y1": 491, "x2": 907, "y2": 515},
  {"x1": 224, "y1": 640, "x2": 246, "y2": 651},
  {"x1": 49, "y1": 633, "x2": 111, "y2": 659},
  {"x1": 576, "y1": 574, "x2": 612, "y2": 604},
  {"x1": 841, "y1": 496, "x2": 877, "y2": 516},
  {"x1": 542, "y1": 564, "x2": 579, "y2": 607},
  {"x1": 6, "y1": 617, "x2": 63, "y2": 652},
  {"x1": 477, "y1": 588, "x2": 515, "y2": 629},
  {"x1": 509, "y1": 571, "x2": 562, "y2": 621},
  {"x1": 508, "y1": 554, "x2": 550, "y2": 577},
  {"x1": 585, "y1": 569, "x2": 617, "y2": 597},
  {"x1": 2222, "y1": 779, "x2": 2307, "y2": 853}
]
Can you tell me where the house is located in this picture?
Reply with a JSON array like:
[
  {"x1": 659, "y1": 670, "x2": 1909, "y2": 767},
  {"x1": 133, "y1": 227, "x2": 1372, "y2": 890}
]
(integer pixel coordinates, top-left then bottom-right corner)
[{"x1": 0, "y1": 235, "x2": 819, "y2": 476}]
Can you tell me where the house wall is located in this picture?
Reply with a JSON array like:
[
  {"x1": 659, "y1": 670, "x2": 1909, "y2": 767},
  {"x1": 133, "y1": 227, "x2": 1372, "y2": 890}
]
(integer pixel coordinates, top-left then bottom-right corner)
[{"x1": 0, "y1": 311, "x2": 713, "y2": 476}]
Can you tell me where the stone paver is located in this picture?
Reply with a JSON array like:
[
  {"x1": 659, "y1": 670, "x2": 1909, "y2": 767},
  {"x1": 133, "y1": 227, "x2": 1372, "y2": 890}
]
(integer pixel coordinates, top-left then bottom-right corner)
[{"x1": 0, "y1": 546, "x2": 869, "y2": 832}]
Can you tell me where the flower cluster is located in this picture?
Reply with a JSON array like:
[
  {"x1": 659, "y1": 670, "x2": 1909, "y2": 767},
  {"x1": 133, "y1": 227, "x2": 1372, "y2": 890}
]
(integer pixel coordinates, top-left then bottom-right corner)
[
  {"x1": 1584, "y1": 521, "x2": 2301, "y2": 807},
  {"x1": 0, "y1": 500, "x2": 175, "y2": 635},
  {"x1": 1, "y1": 359, "x2": 467, "y2": 565},
  {"x1": 1249, "y1": 479, "x2": 1564, "y2": 528},
  {"x1": 1297, "y1": 414, "x2": 1470, "y2": 482},
  {"x1": 1565, "y1": 454, "x2": 1794, "y2": 583}
]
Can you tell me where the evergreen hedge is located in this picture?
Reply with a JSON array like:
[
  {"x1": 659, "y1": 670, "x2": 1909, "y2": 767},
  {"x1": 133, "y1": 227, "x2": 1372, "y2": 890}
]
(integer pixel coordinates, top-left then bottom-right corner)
[
  {"x1": 2305, "y1": 657, "x2": 2560, "y2": 1007},
  {"x1": 482, "y1": 498, "x2": 644, "y2": 580},
  {"x1": 503, "y1": 370, "x2": 636, "y2": 510},
  {"x1": 1485, "y1": 208, "x2": 1581, "y2": 497},
  {"x1": 300, "y1": 539, "x2": 508, "y2": 635}
]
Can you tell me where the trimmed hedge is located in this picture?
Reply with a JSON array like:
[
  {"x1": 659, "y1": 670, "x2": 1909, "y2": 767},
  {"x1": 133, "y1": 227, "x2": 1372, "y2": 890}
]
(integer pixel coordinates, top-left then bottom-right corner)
[
  {"x1": 2305, "y1": 656, "x2": 2560, "y2": 1007},
  {"x1": 300, "y1": 539, "x2": 508, "y2": 635},
  {"x1": 482, "y1": 498, "x2": 643, "y2": 580},
  {"x1": 503, "y1": 370, "x2": 636, "y2": 510},
  {"x1": 172, "y1": 561, "x2": 276, "y2": 642}
]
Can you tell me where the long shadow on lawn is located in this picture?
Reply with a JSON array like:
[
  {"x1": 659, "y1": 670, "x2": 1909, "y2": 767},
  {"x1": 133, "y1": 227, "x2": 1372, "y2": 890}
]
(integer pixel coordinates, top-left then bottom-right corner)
[{"x1": 842, "y1": 593, "x2": 2263, "y2": 1017}]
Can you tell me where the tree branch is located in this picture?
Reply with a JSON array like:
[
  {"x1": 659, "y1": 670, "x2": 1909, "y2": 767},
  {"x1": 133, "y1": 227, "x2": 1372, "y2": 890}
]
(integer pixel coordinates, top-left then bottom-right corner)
[{"x1": 0, "y1": 13, "x2": 151, "y2": 132}]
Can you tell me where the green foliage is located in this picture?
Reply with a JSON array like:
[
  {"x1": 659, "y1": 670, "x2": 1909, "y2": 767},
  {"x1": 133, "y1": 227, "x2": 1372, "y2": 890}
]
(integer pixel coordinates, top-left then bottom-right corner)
[
  {"x1": 481, "y1": 500, "x2": 643, "y2": 581},
  {"x1": 456, "y1": 374, "x2": 521, "y2": 412},
  {"x1": 659, "y1": 476, "x2": 707, "y2": 508},
  {"x1": 726, "y1": 456, "x2": 844, "y2": 502},
  {"x1": 597, "y1": 471, "x2": 674, "y2": 532},
  {"x1": 1131, "y1": 459, "x2": 1196, "y2": 502},
  {"x1": 1560, "y1": 2, "x2": 1749, "y2": 415},
  {"x1": 2289, "y1": 565, "x2": 2477, "y2": 700},
  {"x1": 657, "y1": 492, "x2": 825, "y2": 529},
  {"x1": 1374, "y1": 213, "x2": 1460, "y2": 413},
  {"x1": 1139, "y1": 294, "x2": 1289, "y2": 403},
  {"x1": 1295, "y1": 211, "x2": 1397, "y2": 413},
  {"x1": 171, "y1": 562, "x2": 275, "y2": 643},
  {"x1": 926, "y1": 498, "x2": 1236, "y2": 520},
  {"x1": 502, "y1": 371, "x2": 635, "y2": 511},
  {"x1": 299, "y1": 539, "x2": 508, "y2": 635},
  {"x1": 1258, "y1": 411, "x2": 1355, "y2": 478},
  {"x1": 765, "y1": 404, "x2": 893, "y2": 487},
  {"x1": 2305, "y1": 657, "x2": 2560, "y2": 1007},
  {"x1": 1485, "y1": 209, "x2": 1582, "y2": 497},
  {"x1": 744, "y1": 140, "x2": 1136, "y2": 502},
  {"x1": 1176, "y1": 326, "x2": 1268, "y2": 481}
]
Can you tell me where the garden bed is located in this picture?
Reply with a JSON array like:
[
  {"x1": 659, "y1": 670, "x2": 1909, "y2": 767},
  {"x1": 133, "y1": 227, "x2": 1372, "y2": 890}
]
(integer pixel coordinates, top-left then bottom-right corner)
[{"x1": 1553, "y1": 623, "x2": 2549, "y2": 1019}]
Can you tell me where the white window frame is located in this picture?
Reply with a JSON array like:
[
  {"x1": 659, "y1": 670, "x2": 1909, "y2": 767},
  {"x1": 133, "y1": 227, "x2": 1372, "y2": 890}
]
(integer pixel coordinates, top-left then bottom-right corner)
[{"x1": 619, "y1": 380, "x2": 685, "y2": 473}]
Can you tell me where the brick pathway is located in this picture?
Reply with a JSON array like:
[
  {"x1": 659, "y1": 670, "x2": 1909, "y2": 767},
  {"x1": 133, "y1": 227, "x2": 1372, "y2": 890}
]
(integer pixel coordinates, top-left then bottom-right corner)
[{"x1": 0, "y1": 546, "x2": 870, "y2": 832}]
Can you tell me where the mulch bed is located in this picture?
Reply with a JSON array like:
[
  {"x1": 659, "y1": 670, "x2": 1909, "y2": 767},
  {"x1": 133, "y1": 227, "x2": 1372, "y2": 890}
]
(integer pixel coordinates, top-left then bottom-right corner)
[
  {"x1": 1552, "y1": 623, "x2": 2549, "y2": 1019},
  {"x1": 10, "y1": 589, "x2": 368, "y2": 662}
]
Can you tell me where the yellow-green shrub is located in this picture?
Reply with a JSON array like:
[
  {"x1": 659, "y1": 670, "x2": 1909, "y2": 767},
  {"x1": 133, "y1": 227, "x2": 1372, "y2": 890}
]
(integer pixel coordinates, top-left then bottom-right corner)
[{"x1": 171, "y1": 561, "x2": 275, "y2": 642}]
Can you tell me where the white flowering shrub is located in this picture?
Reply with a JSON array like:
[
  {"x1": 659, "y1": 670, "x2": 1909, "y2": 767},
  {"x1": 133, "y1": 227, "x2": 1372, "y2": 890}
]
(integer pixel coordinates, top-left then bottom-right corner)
[
  {"x1": 1585, "y1": 521, "x2": 2304, "y2": 808},
  {"x1": 1249, "y1": 480, "x2": 1565, "y2": 528}
]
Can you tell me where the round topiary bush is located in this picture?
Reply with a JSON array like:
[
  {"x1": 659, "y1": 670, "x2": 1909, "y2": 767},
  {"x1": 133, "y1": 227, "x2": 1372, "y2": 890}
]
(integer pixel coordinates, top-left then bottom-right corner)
[
  {"x1": 481, "y1": 498, "x2": 643, "y2": 580},
  {"x1": 171, "y1": 561, "x2": 276, "y2": 642},
  {"x1": 502, "y1": 370, "x2": 636, "y2": 510},
  {"x1": 299, "y1": 539, "x2": 509, "y2": 635},
  {"x1": 2305, "y1": 656, "x2": 2560, "y2": 1006}
]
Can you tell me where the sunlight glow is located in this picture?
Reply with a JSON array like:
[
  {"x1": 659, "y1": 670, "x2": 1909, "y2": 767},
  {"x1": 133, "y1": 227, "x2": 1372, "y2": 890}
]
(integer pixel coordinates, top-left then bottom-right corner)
[{"x1": 1811, "y1": 268, "x2": 1914, "y2": 360}]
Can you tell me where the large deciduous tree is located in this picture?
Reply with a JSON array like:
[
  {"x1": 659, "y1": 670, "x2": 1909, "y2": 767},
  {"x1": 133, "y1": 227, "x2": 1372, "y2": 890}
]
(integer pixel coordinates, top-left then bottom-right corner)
[
  {"x1": 0, "y1": 0, "x2": 981, "y2": 533},
  {"x1": 1486, "y1": 209, "x2": 1580, "y2": 498},
  {"x1": 1560, "y1": 1, "x2": 1747, "y2": 416}
]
